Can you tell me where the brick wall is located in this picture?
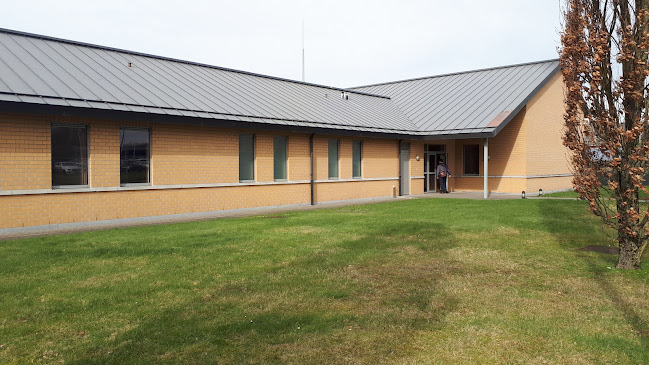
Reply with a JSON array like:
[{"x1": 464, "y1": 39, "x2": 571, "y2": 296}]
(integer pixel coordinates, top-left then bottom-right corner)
[
  {"x1": 0, "y1": 113, "x2": 51, "y2": 190},
  {"x1": 0, "y1": 113, "x2": 402, "y2": 229},
  {"x1": 448, "y1": 73, "x2": 572, "y2": 194}
]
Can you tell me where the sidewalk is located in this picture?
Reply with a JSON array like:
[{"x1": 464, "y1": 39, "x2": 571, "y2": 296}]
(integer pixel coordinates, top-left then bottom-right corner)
[{"x1": 0, "y1": 191, "x2": 524, "y2": 241}]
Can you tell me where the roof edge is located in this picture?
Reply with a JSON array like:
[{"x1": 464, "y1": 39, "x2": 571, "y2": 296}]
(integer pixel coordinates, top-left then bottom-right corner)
[
  {"x1": 0, "y1": 27, "x2": 390, "y2": 100},
  {"x1": 490, "y1": 64, "x2": 561, "y2": 137},
  {"x1": 350, "y1": 58, "x2": 560, "y2": 90},
  {"x1": 0, "y1": 95, "x2": 418, "y2": 134}
]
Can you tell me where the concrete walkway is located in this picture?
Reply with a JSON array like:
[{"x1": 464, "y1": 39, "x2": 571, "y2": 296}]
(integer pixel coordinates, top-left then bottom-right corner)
[{"x1": 0, "y1": 191, "x2": 526, "y2": 241}]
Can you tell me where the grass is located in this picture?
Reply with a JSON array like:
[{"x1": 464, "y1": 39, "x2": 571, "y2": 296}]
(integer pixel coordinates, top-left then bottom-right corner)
[
  {"x1": 543, "y1": 187, "x2": 649, "y2": 198},
  {"x1": 543, "y1": 190, "x2": 580, "y2": 198},
  {"x1": 1, "y1": 199, "x2": 648, "y2": 364}
]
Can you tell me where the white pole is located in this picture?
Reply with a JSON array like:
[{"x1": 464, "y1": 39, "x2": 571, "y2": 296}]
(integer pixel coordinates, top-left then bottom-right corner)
[
  {"x1": 302, "y1": 20, "x2": 305, "y2": 82},
  {"x1": 484, "y1": 137, "x2": 489, "y2": 199}
]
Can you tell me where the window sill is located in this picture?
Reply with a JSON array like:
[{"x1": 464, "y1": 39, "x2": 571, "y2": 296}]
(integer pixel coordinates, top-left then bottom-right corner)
[{"x1": 52, "y1": 185, "x2": 89, "y2": 190}]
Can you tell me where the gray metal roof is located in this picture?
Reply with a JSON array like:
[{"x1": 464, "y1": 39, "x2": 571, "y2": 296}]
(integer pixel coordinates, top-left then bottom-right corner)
[
  {"x1": 351, "y1": 59, "x2": 560, "y2": 137},
  {"x1": 0, "y1": 28, "x2": 416, "y2": 134},
  {"x1": 0, "y1": 28, "x2": 560, "y2": 139}
]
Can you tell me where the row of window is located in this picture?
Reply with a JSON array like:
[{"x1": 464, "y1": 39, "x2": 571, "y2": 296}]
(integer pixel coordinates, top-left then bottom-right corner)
[
  {"x1": 239, "y1": 135, "x2": 363, "y2": 181},
  {"x1": 52, "y1": 124, "x2": 150, "y2": 187},
  {"x1": 51, "y1": 125, "x2": 364, "y2": 188}
]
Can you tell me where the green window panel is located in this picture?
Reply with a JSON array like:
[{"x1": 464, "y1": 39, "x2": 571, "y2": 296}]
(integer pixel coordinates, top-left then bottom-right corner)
[
  {"x1": 328, "y1": 139, "x2": 339, "y2": 179},
  {"x1": 274, "y1": 136, "x2": 287, "y2": 180},
  {"x1": 239, "y1": 134, "x2": 255, "y2": 181},
  {"x1": 352, "y1": 140, "x2": 362, "y2": 178}
]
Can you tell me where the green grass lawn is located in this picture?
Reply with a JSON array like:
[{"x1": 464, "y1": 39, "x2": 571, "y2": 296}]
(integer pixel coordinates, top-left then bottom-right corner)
[
  {"x1": 543, "y1": 188, "x2": 649, "y2": 199},
  {"x1": 1, "y1": 199, "x2": 648, "y2": 364},
  {"x1": 543, "y1": 190, "x2": 580, "y2": 198}
]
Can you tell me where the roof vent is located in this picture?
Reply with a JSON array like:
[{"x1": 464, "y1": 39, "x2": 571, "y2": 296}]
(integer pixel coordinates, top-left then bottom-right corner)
[{"x1": 340, "y1": 92, "x2": 349, "y2": 100}]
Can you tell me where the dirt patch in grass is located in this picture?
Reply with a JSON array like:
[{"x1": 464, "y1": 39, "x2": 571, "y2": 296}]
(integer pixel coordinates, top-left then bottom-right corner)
[{"x1": 580, "y1": 245, "x2": 619, "y2": 255}]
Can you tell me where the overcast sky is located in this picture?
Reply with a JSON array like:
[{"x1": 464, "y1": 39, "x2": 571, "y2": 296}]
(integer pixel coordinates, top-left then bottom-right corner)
[{"x1": 0, "y1": 0, "x2": 563, "y2": 88}]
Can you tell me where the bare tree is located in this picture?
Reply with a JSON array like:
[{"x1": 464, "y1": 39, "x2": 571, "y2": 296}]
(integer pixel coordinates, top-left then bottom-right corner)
[{"x1": 561, "y1": 0, "x2": 649, "y2": 269}]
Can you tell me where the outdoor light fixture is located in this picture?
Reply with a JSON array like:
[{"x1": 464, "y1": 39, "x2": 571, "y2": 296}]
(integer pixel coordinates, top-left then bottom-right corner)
[
  {"x1": 416, "y1": 155, "x2": 420, "y2": 161},
  {"x1": 539, "y1": 188, "x2": 543, "y2": 197},
  {"x1": 522, "y1": 190, "x2": 526, "y2": 199}
]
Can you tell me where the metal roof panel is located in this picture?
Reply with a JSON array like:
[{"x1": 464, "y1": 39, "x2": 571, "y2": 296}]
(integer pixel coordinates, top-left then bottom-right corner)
[{"x1": 352, "y1": 59, "x2": 560, "y2": 136}]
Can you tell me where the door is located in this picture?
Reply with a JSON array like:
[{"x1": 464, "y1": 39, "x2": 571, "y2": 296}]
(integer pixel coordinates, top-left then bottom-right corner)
[
  {"x1": 424, "y1": 152, "x2": 438, "y2": 192},
  {"x1": 399, "y1": 142, "x2": 410, "y2": 195},
  {"x1": 425, "y1": 152, "x2": 448, "y2": 192}
]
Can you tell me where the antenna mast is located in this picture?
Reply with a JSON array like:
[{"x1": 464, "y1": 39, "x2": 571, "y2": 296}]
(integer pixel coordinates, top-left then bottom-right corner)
[{"x1": 302, "y1": 20, "x2": 305, "y2": 82}]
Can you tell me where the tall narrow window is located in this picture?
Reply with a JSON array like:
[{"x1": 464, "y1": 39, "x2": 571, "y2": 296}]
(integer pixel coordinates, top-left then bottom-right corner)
[
  {"x1": 352, "y1": 140, "x2": 362, "y2": 178},
  {"x1": 274, "y1": 136, "x2": 287, "y2": 180},
  {"x1": 463, "y1": 144, "x2": 480, "y2": 175},
  {"x1": 328, "y1": 139, "x2": 339, "y2": 179},
  {"x1": 120, "y1": 128, "x2": 150, "y2": 185},
  {"x1": 239, "y1": 134, "x2": 255, "y2": 181},
  {"x1": 51, "y1": 124, "x2": 88, "y2": 187}
]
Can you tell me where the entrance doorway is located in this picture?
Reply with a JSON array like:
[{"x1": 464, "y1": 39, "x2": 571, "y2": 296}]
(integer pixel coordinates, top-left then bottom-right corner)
[{"x1": 424, "y1": 144, "x2": 447, "y2": 193}]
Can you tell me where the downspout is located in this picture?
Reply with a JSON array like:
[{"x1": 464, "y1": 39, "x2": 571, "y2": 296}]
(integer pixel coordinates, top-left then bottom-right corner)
[
  {"x1": 310, "y1": 133, "x2": 315, "y2": 205},
  {"x1": 484, "y1": 137, "x2": 489, "y2": 199}
]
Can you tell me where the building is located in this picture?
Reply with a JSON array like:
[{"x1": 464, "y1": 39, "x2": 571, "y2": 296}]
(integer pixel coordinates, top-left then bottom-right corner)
[{"x1": 0, "y1": 28, "x2": 571, "y2": 232}]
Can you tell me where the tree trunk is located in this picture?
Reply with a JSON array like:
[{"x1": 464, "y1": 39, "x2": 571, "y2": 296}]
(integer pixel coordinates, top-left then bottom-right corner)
[{"x1": 617, "y1": 241, "x2": 642, "y2": 270}]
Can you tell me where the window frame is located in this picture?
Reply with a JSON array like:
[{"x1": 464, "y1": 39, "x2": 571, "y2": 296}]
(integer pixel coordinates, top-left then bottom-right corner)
[
  {"x1": 51, "y1": 123, "x2": 89, "y2": 189},
  {"x1": 463, "y1": 144, "x2": 480, "y2": 176},
  {"x1": 352, "y1": 140, "x2": 362, "y2": 179},
  {"x1": 239, "y1": 134, "x2": 255, "y2": 182},
  {"x1": 328, "y1": 138, "x2": 339, "y2": 179},
  {"x1": 120, "y1": 127, "x2": 151, "y2": 186},
  {"x1": 273, "y1": 136, "x2": 288, "y2": 181}
]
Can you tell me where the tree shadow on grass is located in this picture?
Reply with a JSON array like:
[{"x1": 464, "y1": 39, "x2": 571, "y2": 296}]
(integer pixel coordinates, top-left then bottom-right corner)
[
  {"x1": 67, "y1": 219, "x2": 461, "y2": 364},
  {"x1": 536, "y1": 199, "x2": 649, "y2": 360}
]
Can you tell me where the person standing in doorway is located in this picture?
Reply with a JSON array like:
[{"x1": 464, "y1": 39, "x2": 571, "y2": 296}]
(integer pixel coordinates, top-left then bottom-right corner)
[{"x1": 436, "y1": 159, "x2": 451, "y2": 193}]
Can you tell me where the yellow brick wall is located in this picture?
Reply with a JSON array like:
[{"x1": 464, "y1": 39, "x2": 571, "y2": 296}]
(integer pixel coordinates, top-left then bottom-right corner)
[
  {"x1": 0, "y1": 184, "x2": 311, "y2": 229},
  {"x1": 0, "y1": 113, "x2": 51, "y2": 190},
  {"x1": 448, "y1": 73, "x2": 572, "y2": 194},
  {"x1": 364, "y1": 139, "x2": 399, "y2": 179},
  {"x1": 409, "y1": 141, "x2": 425, "y2": 195},
  {"x1": 287, "y1": 135, "x2": 310, "y2": 181},
  {"x1": 0, "y1": 114, "x2": 403, "y2": 229},
  {"x1": 525, "y1": 73, "x2": 571, "y2": 178},
  {"x1": 89, "y1": 121, "x2": 120, "y2": 188},
  {"x1": 153, "y1": 124, "x2": 237, "y2": 184},
  {"x1": 488, "y1": 109, "x2": 528, "y2": 176},
  {"x1": 315, "y1": 180, "x2": 397, "y2": 203}
]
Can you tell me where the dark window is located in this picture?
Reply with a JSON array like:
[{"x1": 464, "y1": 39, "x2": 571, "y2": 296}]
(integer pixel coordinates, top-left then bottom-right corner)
[
  {"x1": 120, "y1": 128, "x2": 150, "y2": 185},
  {"x1": 239, "y1": 134, "x2": 255, "y2": 181},
  {"x1": 274, "y1": 136, "x2": 287, "y2": 180},
  {"x1": 328, "y1": 139, "x2": 339, "y2": 179},
  {"x1": 51, "y1": 124, "x2": 88, "y2": 187},
  {"x1": 425, "y1": 144, "x2": 445, "y2": 152},
  {"x1": 463, "y1": 144, "x2": 480, "y2": 175},
  {"x1": 352, "y1": 140, "x2": 362, "y2": 178}
]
